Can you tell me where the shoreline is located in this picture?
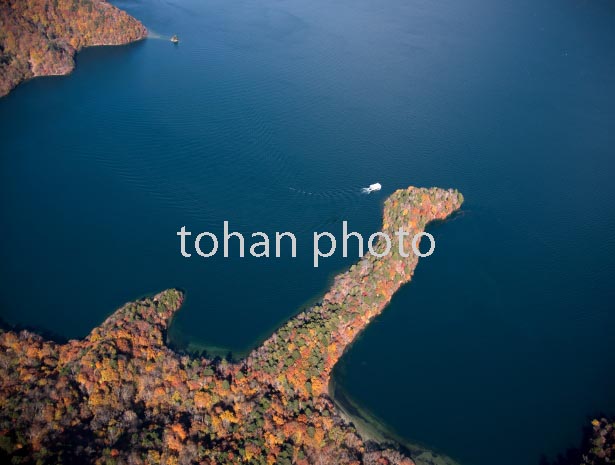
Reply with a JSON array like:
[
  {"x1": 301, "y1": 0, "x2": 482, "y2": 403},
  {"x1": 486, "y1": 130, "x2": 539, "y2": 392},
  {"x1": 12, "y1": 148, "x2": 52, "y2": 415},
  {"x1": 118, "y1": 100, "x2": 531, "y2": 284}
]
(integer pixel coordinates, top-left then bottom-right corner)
[
  {"x1": 166, "y1": 262, "x2": 352, "y2": 360},
  {"x1": 1, "y1": 36, "x2": 149, "y2": 99},
  {"x1": 330, "y1": 376, "x2": 463, "y2": 465},
  {"x1": 0, "y1": 186, "x2": 465, "y2": 464},
  {"x1": 0, "y1": 0, "x2": 147, "y2": 98}
]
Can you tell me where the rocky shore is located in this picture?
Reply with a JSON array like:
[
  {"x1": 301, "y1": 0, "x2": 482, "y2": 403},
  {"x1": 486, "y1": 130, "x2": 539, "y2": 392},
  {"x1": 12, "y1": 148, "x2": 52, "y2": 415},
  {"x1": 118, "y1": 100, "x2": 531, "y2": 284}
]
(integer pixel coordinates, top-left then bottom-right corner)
[
  {"x1": 0, "y1": 186, "x2": 463, "y2": 465},
  {"x1": 0, "y1": 0, "x2": 147, "y2": 97}
]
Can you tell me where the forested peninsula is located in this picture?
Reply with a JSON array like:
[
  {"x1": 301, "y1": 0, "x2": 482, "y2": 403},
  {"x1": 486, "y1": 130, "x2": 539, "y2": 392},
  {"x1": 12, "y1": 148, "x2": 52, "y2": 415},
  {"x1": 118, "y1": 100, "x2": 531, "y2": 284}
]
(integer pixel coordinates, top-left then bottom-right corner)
[
  {"x1": 0, "y1": 0, "x2": 147, "y2": 97},
  {"x1": 0, "y1": 187, "x2": 463, "y2": 465}
]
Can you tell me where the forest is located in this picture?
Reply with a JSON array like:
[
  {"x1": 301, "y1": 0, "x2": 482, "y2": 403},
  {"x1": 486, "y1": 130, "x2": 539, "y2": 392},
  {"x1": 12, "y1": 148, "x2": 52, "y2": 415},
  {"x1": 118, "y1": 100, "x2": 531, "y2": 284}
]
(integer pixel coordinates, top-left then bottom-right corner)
[
  {"x1": 0, "y1": 0, "x2": 147, "y2": 97},
  {"x1": 0, "y1": 187, "x2": 463, "y2": 465}
]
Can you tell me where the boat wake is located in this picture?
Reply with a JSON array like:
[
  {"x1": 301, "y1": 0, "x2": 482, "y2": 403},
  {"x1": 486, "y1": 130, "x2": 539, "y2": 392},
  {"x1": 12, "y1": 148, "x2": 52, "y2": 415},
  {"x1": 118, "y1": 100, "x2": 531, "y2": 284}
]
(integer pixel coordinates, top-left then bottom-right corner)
[
  {"x1": 288, "y1": 183, "x2": 382, "y2": 197},
  {"x1": 143, "y1": 30, "x2": 168, "y2": 40}
]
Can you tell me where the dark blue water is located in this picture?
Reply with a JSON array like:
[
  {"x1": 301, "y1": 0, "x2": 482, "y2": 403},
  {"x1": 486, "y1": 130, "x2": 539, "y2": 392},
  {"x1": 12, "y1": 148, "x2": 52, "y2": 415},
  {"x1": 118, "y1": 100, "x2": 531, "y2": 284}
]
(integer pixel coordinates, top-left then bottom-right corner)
[{"x1": 1, "y1": 0, "x2": 614, "y2": 464}]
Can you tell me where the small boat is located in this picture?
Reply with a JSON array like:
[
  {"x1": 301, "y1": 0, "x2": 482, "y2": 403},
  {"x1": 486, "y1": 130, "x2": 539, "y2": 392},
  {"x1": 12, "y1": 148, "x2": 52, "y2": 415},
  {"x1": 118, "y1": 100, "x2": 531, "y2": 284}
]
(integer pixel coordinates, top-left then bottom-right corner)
[
  {"x1": 361, "y1": 183, "x2": 382, "y2": 193},
  {"x1": 170, "y1": 35, "x2": 179, "y2": 43}
]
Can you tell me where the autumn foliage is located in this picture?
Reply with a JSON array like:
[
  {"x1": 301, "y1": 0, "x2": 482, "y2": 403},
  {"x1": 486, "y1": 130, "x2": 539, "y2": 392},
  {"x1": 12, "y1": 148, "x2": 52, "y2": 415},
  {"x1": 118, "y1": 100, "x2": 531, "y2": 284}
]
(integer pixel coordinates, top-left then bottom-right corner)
[
  {"x1": 0, "y1": 0, "x2": 147, "y2": 97},
  {"x1": 0, "y1": 187, "x2": 463, "y2": 464},
  {"x1": 582, "y1": 419, "x2": 615, "y2": 465}
]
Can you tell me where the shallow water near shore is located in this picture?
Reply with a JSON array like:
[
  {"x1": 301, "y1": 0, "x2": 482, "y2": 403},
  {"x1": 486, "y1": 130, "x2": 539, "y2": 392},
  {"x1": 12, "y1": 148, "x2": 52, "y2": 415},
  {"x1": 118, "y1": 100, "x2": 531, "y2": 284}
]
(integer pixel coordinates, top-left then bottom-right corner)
[{"x1": 1, "y1": 0, "x2": 615, "y2": 463}]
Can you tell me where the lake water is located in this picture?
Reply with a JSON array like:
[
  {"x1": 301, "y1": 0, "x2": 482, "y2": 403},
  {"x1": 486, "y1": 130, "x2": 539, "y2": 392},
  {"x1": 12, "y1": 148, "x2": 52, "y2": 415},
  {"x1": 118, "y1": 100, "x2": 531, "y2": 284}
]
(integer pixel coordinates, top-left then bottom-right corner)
[{"x1": 1, "y1": 0, "x2": 614, "y2": 464}]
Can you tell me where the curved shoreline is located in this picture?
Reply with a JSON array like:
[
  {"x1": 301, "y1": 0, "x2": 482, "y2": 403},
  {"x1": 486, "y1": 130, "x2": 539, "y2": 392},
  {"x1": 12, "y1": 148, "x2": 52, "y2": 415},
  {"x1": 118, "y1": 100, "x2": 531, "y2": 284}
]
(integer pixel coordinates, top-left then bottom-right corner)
[
  {"x1": 330, "y1": 375, "x2": 462, "y2": 465},
  {"x1": 0, "y1": 186, "x2": 464, "y2": 464},
  {"x1": 0, "y1": 0, "x2": 147, "y2": 97},
  {"x1": 167, "y1": 264, "x2": 347, "y2": 360},
  {"x1": 167, "y1": 210, "x2": 467, "y2": 462}
]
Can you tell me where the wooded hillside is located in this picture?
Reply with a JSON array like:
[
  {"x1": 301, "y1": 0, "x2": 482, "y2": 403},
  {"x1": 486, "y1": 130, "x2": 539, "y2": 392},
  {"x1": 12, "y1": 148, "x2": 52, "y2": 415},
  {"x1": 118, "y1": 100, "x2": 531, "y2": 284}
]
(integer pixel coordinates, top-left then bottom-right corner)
[{"x1": 0, "y1": 0, "x2": 147, "y2": 97}]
